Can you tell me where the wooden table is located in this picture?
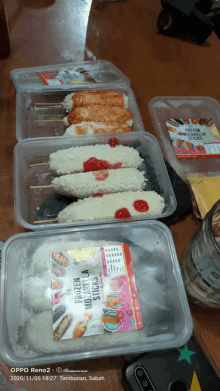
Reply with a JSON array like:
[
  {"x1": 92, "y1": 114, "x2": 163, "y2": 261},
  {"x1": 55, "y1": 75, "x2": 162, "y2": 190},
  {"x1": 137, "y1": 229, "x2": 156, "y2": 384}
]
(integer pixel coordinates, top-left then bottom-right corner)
[{"x1": 0, "y1": 0, "x2": 220, "y2": 389}]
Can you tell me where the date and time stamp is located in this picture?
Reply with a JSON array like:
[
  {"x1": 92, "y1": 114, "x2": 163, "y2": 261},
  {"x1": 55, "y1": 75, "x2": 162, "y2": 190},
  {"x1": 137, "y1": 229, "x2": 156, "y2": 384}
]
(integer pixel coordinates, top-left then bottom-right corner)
[{"x1": 10, "y1": 367, "x2": 105, "y2": 381}]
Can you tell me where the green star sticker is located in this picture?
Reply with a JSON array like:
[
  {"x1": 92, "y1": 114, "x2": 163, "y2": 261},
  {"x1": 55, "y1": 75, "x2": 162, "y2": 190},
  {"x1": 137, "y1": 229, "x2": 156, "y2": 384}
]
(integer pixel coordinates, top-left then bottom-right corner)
[{"x1": 178, "y1": 345, "x2": 195, "y2": 364}]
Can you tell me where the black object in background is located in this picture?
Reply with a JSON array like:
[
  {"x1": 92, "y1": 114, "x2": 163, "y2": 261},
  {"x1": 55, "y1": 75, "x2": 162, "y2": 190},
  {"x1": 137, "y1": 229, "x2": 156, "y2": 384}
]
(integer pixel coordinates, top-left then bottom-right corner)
[
  {"x1": 34, "y1": 193, "x2": 73, "y2": 222},
  {"x1": 157, "y1": 0, "x2": 220, "y2": 45},
  {"x1": 122, "y1": 336, "x2": 220, "y2": 391},
  {"x1": 0, "y1": 0, "x2": 11, "y2": 58},
  {"x1": 35, "y1": 159, "x2": 193, "y2": 226},
  {"x1": 159, "y1": 160, "x2": 193, "y2": 226}
]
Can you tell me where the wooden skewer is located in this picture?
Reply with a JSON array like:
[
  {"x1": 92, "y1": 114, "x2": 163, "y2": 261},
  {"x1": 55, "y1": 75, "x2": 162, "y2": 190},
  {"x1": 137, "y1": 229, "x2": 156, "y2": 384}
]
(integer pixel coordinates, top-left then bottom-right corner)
[
  {"x1": 35, "y1": 103, "x2": 62, "y2": 106},
  {"x1": 34, "y1": 119, "x2": 63, "y2": 122},
  {"x1": 29, "y1": 162, "x2": 49, "y2": 167},
  {"x1": 32, "y1": 218, "x2": 58, "y2": 224},
  {"x1": 27, "y1": 185, "x2": 52, "y2": 189}
]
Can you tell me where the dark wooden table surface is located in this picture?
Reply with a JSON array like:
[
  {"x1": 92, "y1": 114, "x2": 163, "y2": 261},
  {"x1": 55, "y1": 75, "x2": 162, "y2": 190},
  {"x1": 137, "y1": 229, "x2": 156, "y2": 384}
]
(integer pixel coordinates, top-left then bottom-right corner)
[{"x1": 0, "y1": 0, "x2": 220, "y2": 389}]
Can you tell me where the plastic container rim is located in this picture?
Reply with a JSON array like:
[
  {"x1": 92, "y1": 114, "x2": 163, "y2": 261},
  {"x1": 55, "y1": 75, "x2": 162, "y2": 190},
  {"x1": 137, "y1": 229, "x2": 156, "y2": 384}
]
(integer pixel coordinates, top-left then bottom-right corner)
[
  {"x1": 15, "y1": 86, "x2": 144, "y2": 142},
  {"x1": 10, "y1": 60, "x2": 130, "y2": 92},
  {"x1": 0, "y1": 220, "x2": 193, "y2": 366},
  {"x1": 13, "y1": 132, "x2": 177, "y2": 230},
  {"x1": 208, "y1": 199, "x2": 220, "y2": 254}
]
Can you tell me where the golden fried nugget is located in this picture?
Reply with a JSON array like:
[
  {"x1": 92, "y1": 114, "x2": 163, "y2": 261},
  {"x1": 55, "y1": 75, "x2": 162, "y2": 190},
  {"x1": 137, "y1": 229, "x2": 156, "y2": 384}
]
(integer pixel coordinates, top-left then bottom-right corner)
[
  {"x1": 71, "y1": 90, "x2": 127, "y2": 109},
  {"x1": 64, "y1": 106, "x2": 133, "y2": 126}
]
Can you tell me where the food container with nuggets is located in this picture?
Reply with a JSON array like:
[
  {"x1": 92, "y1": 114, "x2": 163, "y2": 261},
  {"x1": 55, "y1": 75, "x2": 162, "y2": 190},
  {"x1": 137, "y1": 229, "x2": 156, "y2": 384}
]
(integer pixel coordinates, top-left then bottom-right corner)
[
  {"x1": 14, "y1": 132, "x2": 177, "y2": 230},
  {"x1": 149, "y1": 96, "x2": 220, "y2": 180},
  {"x1": 0, "y1": 221, "x2": 193, "y2": 366},
  {"x1": 10, "y1": 60, "x2": 145, "y2": 141}
]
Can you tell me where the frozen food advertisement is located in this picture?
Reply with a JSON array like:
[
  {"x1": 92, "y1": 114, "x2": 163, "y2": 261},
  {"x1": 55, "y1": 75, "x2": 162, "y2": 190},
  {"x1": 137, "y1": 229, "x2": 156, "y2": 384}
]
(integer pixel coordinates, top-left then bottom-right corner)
[
  {"x1": 50, "y1": 244, "x2": 143, "y2": 341},
  {"x1": 37, "y1": 65, "x2": 97, "y2": 86},
  {"x1": 165, "y1": 119, "x2": 220, "y2": 159}
]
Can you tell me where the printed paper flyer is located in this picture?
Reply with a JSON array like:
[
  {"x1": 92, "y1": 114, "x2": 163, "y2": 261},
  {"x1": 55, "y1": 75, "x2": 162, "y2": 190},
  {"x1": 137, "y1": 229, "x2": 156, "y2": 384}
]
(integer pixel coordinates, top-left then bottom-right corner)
[
  {"x1": 165, "y1": 118, "x2": 220, "y2": 159},
  {"x1": 37, "y1": 65, "x2": 97, "y2": 86},
  {"x1": 49, "y1": 244, "x2": 143, "y2": 341}
]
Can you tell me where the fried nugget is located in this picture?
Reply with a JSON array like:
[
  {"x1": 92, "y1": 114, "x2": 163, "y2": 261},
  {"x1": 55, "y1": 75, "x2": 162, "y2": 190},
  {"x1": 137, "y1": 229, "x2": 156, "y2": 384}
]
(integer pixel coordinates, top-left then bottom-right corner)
[
  {"x1": 62, "y1": 90, "x2": 128, "y2": 111},
  {"x1": 63, "y1": 106, "x2": 133, "y2": 126}
]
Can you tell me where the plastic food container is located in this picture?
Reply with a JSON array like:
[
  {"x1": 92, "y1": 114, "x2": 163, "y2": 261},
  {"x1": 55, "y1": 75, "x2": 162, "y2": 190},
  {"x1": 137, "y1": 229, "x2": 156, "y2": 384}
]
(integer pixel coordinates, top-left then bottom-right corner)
[
  {"x1": 10, "y1": 60, "x2": 145, "y2": 141},
  {"x1": 149, "y1": 96, "x2": 220, "y2": 180},
  {"x1": 0, "y1": 221, "x2": 193, "y2": 366},
  {"x1": 14, "y1": 132, "x2": 177, "y2": 230}
]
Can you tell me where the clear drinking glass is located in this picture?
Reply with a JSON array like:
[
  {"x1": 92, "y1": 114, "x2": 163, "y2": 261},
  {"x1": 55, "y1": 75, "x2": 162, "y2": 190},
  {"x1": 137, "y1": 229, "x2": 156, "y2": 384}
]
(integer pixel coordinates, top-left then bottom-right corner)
[{"x1": 181, "y1": 199, "x2": 220, "y2": 308}]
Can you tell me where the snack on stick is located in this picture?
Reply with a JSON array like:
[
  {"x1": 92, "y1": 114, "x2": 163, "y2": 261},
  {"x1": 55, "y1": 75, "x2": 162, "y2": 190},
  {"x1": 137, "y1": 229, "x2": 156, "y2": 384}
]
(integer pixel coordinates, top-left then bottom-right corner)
[
  {"x1": 177, "y1": 139, "x2": 181, "y2": 148},
  {"x1": 63, "y1": 106, "x2": 133, "y2": 127},
  {"x1": 53, "y1": 315, "x2": 73, "y2": 341},
  {"x1": 166, "y1": 119, "x2": 179, "y2": 127},
  {"x1": 63, "y1": 122, "x2": 132, "y2": 136},
  {"x1": 49, "y1": 144, "x2": 142, "y2": 175},
  {"x1": 174, "y1": 119, "x2": 184, "y2": 125},
  {"x1": 105, "y1": 297, "x2": 120, "y2": 308},
  {"x1": 185, "y1": 141, "x2": 193, "y2": 150},
  {"x1": 72, "y1": 313, "x2": 92, "y2": 338},
  {"x1": 51, "y1": 262, "x2": 66, "y2": 277},
  {"x1": 53, "y1": 305, "x2": 66, "y2": 324},
  {"x1": 167, "y1": 126, "x2": 176, "y2": 132},
  {"x1": 52, "y1": 168, "x2": 145, "y2": 199},
  {"x1": 101, "y1": 316, "x2": 120, "y2": 324},
  {"x1": 52, "y1": 293, "x2": 64, "y2": 305},
  {"x1": 57, "y1": 191, "x2": 165, "y2": 223},
  {"x1": 199, "y1": 119, "x2": 206, "y2": 125},
  {"x1": 206, "y1": 119, "x2": 213, "y2": 127},
  {"x1": 51, "y1": 252, "x2": 69, "y2": 267},
  {"x1": 62, "y1": 90, "x2": 129, "y2": 111},
  {"x1": 51, "y1": 278, "x2": 63, "y2": 290}
]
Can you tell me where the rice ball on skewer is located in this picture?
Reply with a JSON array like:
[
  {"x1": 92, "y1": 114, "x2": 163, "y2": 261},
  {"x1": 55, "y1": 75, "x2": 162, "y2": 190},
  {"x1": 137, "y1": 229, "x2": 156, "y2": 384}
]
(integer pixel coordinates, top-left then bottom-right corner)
[
  {"x1": 49, "y1": 144, "x2": 142, "y2": 175},
  {"x1": 58, "y1": 191, "x2": 165, "y2": 223},
  {"x1": 52, "y1": 168, "x2": 145, "y2": 198},
  {"x1": 63, "y1": 122, "x2": 131, "y2": 136},
  {"x1": 62, "y1": 90, "x2": 129, "y2": 112},
  {"x1": 63, "y1": 106, "x2": 133, "y2": 127}
]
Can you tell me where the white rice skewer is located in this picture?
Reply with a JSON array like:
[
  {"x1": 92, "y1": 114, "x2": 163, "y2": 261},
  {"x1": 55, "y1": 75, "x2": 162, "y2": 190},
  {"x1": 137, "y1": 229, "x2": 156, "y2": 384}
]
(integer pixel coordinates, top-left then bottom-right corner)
[
  {"x1": 49, "y1": 144, "x2": 142, "y2": 175},
  {"x1": 52, "y1": 168, "x2": 145, "y2": 198},
  {"x1": 58, "y1": 191, "x2": 165, "y2": 223}
]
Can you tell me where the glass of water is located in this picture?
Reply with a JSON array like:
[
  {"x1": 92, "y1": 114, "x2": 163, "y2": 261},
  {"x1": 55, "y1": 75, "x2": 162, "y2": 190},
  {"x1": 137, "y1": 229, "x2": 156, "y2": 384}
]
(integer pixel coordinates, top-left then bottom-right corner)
[{"x1": 181, "y1": 199, "x2": 220, "y2": 308}]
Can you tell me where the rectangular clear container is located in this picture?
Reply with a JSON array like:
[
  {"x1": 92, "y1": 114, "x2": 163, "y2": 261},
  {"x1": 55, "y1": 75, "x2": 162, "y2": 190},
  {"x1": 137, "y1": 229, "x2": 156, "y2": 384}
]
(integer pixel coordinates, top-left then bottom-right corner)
[
  {"x1": 14, "y1": 132, "x2": 177, "y2": 230},
  {"x1": 149, "y1": 96, "x2": 220, "y2": 180},
  {"x1": 0, "y1": 221, "x2": 193, "y2": 367},
  {"x1": 10, "y1": 60, "x2": 145, "y2": 141}
]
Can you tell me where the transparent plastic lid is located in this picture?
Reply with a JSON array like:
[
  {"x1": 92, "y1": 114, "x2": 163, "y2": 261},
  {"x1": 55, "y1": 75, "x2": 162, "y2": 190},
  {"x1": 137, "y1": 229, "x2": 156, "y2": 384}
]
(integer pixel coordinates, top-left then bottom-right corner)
[
  {"x1": 0, "y1": 221, "x2": 193, "y2": 367},
  {"x1": 149, "y1": 96, "x2": 220, "y2": 180},
  {"x1": 10, "y1": 60, "x2": 130, "y2": 92}
]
